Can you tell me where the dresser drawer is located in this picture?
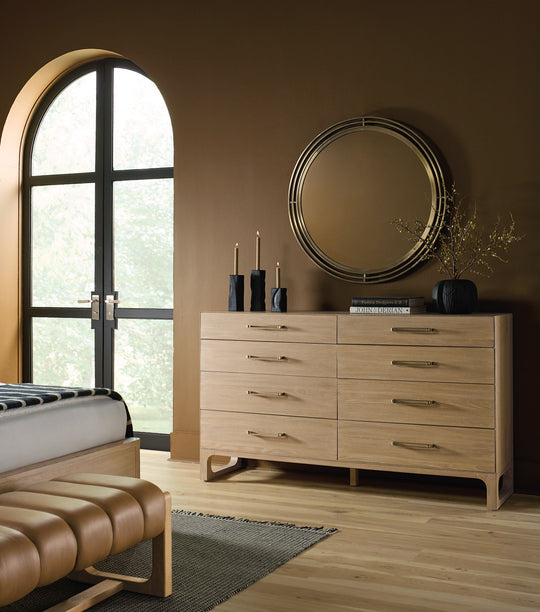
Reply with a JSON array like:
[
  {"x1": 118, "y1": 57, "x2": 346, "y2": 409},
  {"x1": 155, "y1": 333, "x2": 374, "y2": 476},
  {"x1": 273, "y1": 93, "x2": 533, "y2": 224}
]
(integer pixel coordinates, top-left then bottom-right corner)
[
  {"x1": 201, "y1": 372, "x2": 337, "y2": 418},
  {"x1": 338, "y1": 345, "x2": 494, "y2": 384},
  {"x1": 201, "y1": 312, "x2": 336, "y2": 343},
  {"x1": 201, "y1": 410, "x2": 337, "y2": 460},
  {"x1": 338, "y1": 421, "x2": 494, "y2": 472},
  {"x1": 338, "y1": 379, "x2": 494, "y2": 428},
  {"x1": 201, "y1": 340, "x2": 336, "y2": 377},
  {"x1": 338, "y1": 314, "x2": 494, "y2": 347}
]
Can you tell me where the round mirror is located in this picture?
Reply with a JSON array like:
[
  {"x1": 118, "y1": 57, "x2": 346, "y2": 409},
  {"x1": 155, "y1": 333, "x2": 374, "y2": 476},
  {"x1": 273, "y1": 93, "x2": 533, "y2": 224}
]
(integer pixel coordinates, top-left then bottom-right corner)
[{"x1": 288, "y1": 117, "x2": 449, "y2": 283}]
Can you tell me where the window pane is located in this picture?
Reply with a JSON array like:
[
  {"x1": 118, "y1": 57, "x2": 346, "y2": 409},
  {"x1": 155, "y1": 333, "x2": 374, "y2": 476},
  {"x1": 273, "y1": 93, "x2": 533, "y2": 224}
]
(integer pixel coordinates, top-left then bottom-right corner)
[
  {"x1": 32, "y1": 72, "x2": 96, "y2": 175},
  {"x1": 113, "y1": 68, "x2": 173, "y2": 170},
  {"x1": 32, "y1": 318, "x2": 95, "y2": 387},
  {"x1": 115, "y1": 319, "x2": 173, "y2": 434},
  {"x1": 114, "y1": 179, "x2": 173, "y2": 308},
  {"x1": 31, "y1": 184, "x2": 94, "y2": 307}
]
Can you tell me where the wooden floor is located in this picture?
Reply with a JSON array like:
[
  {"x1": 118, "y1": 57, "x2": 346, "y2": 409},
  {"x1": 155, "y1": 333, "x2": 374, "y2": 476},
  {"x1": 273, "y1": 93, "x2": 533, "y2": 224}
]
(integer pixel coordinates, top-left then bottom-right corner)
[{"x1": 141, "y1": 450, "x2": 540, "y2": 612}]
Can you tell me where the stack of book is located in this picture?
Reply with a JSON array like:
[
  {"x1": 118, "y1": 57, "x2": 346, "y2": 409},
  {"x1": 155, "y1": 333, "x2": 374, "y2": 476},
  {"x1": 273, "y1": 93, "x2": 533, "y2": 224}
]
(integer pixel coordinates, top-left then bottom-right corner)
[{"x1": 349, "y1": 296, "x2": 426, "y2": 314}]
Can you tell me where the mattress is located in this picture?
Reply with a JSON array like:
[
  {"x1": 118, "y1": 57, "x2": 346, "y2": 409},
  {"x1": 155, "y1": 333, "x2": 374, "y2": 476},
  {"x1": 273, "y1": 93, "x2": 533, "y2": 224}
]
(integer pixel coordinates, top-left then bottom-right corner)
[{"x1": 0, "y1": 392, "x2": 128, "y2": 473}]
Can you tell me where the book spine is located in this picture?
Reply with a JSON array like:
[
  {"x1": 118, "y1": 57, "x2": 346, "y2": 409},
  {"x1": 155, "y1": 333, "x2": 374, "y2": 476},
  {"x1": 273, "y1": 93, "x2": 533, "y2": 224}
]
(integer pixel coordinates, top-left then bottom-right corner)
[
  {"x1": 349, "y1": 306, "x2": 422, "y2": 314},
  {"x1": 351, "y1": 298, "x2": 421, "y2": 306}
]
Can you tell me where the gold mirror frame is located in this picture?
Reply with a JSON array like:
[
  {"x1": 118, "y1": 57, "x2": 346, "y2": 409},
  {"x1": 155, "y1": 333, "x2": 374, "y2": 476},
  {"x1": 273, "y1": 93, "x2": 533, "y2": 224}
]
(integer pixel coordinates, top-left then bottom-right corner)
[{"x1": 288, "y1": 116, "x2": 449, "y2": 283}]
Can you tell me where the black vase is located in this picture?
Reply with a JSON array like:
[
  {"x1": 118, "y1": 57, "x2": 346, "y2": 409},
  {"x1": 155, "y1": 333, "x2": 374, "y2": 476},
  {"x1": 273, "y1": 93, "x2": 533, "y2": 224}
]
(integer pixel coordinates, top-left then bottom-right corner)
[{"x1": 432, "y1": 279, "x2": 478, "y2": 314}]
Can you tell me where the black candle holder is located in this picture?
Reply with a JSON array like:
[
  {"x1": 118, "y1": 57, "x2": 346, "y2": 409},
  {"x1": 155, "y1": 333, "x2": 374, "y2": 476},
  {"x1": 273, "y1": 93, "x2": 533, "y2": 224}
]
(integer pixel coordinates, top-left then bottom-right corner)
[
  {"x1": 271, "y1": 287, "x2": 287, "y2": 312},
  {"x1": 250, "y1": 269, "x2": 266, "y2": 311},
  {"x1": 228, "y1": 275, "x2": 244, "y2": 311}
]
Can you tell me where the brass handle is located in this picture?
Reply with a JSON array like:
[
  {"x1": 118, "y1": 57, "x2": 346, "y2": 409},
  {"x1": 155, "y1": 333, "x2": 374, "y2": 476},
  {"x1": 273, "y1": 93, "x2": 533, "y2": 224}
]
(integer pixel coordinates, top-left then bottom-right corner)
[
  {"x1": 391, "y1": 399, "x2": 437, "y2": 406},
  {"x1": 247, "y1": 324, "x2": 287, "y2": 330},
  {"x1": 247, "y1": 390, "x2": 287, "y2": 397},
  {"x1": 247, "y1": 430, "x2": 287, "y2": 438},
  {"x1": 391, "y1": 327, "x2": 436, "y2": 333},
  {"x1": 391, "y1": 360, "x2": 437, "y2": 367},
  {"x1": 392, "y1": 441, "x2": 438, "y2": 449},
  {"x1": 246, "y1": 355, "x2": 288, "y2": 361}
]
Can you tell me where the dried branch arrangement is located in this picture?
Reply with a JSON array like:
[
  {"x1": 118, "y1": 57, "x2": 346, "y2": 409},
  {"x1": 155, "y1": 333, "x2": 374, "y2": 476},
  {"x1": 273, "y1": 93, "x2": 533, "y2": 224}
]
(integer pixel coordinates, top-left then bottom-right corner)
[{"x1": 392, "y1": 188, "x2": 523, "y2": 279}]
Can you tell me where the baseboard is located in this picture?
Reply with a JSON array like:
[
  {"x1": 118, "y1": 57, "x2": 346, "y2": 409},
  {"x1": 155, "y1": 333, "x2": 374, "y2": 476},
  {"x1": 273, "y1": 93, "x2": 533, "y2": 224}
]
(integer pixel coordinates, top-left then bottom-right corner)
[{"x1": 134, "y1": 432, "x2": 170, "y2": 452}]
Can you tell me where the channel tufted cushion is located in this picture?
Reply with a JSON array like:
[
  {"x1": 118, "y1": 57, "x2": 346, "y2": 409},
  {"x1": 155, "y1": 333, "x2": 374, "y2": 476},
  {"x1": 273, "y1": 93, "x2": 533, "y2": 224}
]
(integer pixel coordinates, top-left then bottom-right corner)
[
  {"x1": 0, "y1": 505, "x2": 77, "y2": 585},
  {"x1": 0, "y1": 490, "x2": 114, "y2": 570},
  {"x1": 0, "y1": 473, "x2": 171, "y2": 609},
  {"x1": 21, "y1": 480, "x2": 145, "y2": 555},
  {"x1": 0, "y1": 525, "x2": 41, "y2": 605},
  {"x1": 55, "y1": 472, "x2": 166, "y2": 540}
]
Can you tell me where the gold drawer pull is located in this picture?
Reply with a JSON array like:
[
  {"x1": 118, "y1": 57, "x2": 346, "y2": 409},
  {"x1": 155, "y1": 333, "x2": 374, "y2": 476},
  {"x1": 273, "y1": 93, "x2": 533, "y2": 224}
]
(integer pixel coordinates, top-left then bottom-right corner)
[
  {"x1": 247, "y1": 390, "x2": 287, "y2": 397},
  {"x1": 247, "y1": 430, "x2": 287, "y2": 438},
  {"x1": 247, "y1": 355, "x2": 288, "y2": 361},
  {"x1": 391, "y1": 327, "x2": 436, "y2": 333},
  {"x1": 246, "y1": 324, "x2": 288, "y2": 330},
  {"x1": 391, "y1": 360, "x2": 437, "y2": 367},
  {"x1": 392, "y1": 441, "x2": 438, "y2": 449},
  {"x1": 392, "y1": 399, "x2": 436, "y2": 406}
]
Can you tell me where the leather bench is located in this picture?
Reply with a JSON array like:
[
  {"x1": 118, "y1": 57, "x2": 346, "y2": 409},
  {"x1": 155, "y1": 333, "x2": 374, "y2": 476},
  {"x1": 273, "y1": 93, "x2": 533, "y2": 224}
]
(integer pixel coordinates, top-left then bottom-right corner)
[{"x1": 0, "y1": 473, "x2": 172, "y2": 610}]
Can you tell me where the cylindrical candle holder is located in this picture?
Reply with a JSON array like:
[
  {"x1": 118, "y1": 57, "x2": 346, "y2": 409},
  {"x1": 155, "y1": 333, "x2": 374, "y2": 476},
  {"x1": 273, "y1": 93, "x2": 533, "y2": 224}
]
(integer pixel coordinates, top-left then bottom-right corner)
[
  {"x1": 250, "y1": 269, "x2": 266, "y2": 311},
  {"x1": 271, "y1": 287, "x2": 287, "y2": 312},
  {"x1": 228, "y1": 275, "x2": 244, "y2": 311}
]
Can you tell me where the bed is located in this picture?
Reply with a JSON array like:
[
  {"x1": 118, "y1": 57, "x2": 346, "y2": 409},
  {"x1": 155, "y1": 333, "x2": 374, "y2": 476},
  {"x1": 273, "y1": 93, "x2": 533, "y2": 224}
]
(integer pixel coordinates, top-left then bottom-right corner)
[{"x1": 0, "y1": 383, "x2": 140, "y2": 493}]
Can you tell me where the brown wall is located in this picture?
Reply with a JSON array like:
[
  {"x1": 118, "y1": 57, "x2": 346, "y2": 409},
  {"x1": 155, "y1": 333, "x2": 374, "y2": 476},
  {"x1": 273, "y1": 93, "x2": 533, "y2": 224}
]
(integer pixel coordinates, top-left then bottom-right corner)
[{"x1": 1, "y1": 0, "x2": 539, "y2": 491}]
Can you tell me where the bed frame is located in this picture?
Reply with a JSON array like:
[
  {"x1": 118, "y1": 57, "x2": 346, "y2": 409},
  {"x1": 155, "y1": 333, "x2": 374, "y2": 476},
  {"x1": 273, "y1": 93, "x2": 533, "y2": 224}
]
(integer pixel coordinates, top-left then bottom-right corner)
[{"x1": 0, "y1": 437, "x2": 140, "y2": 494}]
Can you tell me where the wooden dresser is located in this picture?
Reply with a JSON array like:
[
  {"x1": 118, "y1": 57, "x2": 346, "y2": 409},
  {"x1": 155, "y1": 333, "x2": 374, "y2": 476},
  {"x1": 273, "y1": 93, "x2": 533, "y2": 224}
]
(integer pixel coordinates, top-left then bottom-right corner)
[{"x1": 200, "y1": 312, "x2": 513, "y2": 509}]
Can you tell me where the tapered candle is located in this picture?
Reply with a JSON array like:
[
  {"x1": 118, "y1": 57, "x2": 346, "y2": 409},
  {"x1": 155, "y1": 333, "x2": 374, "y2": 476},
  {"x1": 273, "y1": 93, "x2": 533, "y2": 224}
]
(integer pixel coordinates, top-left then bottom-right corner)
[
  {"x1": 276, "y1": 261, "x2": 281, "y2": 288},
  {"x1": 255, "y1": 231, "x2": 261, "y2": 270},
  {"x1": 233, "y1": 242, "x2": 239, "y2": 275}
]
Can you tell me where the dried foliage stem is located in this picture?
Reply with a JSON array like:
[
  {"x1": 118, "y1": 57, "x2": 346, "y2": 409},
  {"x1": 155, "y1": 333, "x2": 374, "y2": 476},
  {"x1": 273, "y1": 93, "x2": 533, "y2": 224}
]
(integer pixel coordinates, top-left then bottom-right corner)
[{"x1": 392, "y1": 189, "x2": 523, "y2": 280}]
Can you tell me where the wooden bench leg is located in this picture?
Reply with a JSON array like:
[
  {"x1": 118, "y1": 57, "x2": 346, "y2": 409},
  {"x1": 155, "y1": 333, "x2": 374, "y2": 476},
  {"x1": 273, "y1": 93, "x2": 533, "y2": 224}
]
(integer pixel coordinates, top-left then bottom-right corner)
[
  {"x1": 69, "y1": 491, "x2": 173, "y2": 600},
  {"x1": 45, "y1": 580, "x2": 124, "y2": 612}
]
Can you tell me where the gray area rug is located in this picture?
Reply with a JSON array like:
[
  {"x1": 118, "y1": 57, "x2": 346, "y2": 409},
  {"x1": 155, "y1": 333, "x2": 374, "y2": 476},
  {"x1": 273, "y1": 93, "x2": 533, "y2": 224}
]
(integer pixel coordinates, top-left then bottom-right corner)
[{"x1": 2, "y1": 510, "x2": 337, "y2": 611}]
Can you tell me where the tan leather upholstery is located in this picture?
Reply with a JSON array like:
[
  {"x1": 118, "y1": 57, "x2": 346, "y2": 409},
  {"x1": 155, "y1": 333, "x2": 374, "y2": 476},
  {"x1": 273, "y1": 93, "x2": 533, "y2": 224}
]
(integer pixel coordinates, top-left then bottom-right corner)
[
  {"x1": 0, "y1": 473, "x2": 170, "y2": 608},
  {"x1": 22, "y1": 480, "x2": 145, "y2": 555},
  {"x1": 0, "y1": 525, "x2": 41, "y2": 606},
  {"x1": 0, "y1": 490, "x2": 113, "y2": 570},
  {"x1": 56, "y1": 473, "x2": 166, "y2": 540},
  {"x1": 0, "y1": 506, "x2": 77, "y2": 586}
]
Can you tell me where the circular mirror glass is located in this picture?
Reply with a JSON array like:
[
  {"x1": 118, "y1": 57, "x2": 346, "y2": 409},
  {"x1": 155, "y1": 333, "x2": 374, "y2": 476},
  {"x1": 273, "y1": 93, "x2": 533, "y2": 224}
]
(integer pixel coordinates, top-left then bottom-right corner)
[{"x1": 289, "y1": 117, "x2": 449, "y2": 283}]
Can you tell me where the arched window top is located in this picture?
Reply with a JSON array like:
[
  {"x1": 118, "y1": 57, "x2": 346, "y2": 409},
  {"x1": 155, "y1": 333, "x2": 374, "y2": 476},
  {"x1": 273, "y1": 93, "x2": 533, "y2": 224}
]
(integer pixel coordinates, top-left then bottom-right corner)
[
  {"x1": 31, "y1": 61, "x2": 173, "y2": 177},
  {"x1": 32, "y1": 72, "x2": 96, "y2": 175},
  {"x1": 113, "y1": 68, "x2": 173, "y2": 170}
]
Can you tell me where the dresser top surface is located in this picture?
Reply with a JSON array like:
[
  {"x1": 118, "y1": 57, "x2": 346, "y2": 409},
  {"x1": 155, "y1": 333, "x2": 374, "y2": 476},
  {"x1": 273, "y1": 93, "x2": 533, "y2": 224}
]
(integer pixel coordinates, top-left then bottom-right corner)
[{"x1": 202, "y1": 311, "x2": 511, "y2": 318}]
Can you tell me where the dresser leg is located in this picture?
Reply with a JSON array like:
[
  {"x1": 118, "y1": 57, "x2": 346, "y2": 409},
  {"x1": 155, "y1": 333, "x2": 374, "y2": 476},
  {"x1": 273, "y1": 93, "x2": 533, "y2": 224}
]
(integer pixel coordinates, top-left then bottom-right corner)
[
  {"x1": 200, "y1": 450, "x2": 244, "y2": 481},
  {"x1": 481, "y1": 467, "x2": 514, "y2": 510},
  {"x1": 349, "y1": 468, "x2": 360, "y2": 486}
]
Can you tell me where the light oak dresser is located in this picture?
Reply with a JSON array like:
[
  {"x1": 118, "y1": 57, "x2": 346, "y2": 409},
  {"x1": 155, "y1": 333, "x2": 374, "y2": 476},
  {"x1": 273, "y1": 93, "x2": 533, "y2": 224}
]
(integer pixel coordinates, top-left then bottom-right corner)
[{"x1": 200, "y1": 312, "x2": 513, "y2": 509}]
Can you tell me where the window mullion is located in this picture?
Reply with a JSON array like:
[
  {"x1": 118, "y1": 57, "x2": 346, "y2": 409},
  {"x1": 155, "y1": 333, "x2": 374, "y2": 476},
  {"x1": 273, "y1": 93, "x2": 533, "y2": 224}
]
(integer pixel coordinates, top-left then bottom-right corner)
[{"x1": 95, "y1": 62, "x2": 116, "y2": 388}]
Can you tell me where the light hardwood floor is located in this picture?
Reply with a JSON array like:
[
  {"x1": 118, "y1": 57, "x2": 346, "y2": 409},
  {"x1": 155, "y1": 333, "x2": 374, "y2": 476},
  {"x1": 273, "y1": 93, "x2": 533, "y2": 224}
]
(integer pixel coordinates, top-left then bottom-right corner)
[{"x1": 141, "y1": 450, "x2": 540, "y2": 612}]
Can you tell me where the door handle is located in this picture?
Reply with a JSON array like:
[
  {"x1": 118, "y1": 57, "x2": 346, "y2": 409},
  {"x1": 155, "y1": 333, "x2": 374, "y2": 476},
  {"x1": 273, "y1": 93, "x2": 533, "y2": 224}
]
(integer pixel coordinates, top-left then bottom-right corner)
[
  {"x1": 105, "y1": 294, "x2": 120, "y2": 321},
  {"x1": 77, "y1": 294, "x2": 100, "y2": 321}
]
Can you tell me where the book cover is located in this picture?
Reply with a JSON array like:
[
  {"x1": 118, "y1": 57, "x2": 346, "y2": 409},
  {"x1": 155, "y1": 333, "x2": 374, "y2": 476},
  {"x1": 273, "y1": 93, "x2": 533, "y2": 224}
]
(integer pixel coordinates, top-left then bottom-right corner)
[
  {"x1": 349, "y1": 305, "x2": 426, "y2": 314},
  {"x1": 351, "y1": 296, "x2": 424, "y2": 306}
]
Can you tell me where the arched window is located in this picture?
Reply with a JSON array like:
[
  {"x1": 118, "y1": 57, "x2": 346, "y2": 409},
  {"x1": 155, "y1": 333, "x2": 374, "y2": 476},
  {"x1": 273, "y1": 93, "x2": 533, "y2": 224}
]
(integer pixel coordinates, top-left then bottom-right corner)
[{"x1": 23, "y1": 58, "x2": 174, "y2": 448}]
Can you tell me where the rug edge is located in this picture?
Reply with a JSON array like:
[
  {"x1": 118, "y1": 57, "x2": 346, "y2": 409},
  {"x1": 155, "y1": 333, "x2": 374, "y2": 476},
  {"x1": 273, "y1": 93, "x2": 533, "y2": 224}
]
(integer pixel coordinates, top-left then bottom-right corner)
[{"x1": 172, "y1": 508, "x2": 339, "y2": 534}]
